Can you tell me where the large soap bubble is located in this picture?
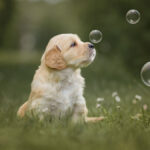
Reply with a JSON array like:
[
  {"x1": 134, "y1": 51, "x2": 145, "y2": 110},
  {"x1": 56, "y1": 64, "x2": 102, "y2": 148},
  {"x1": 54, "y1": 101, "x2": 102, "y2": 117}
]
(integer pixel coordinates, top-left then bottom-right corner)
[
  {"x1": 89, "y1": 30, "x2": 103, "y2": 44},
  {"x1": 126, "y1": 9, "x2": 141, "y2": 24},
  {"x1": 141, "y1": 62, "x2": 150, "y2": 86}
]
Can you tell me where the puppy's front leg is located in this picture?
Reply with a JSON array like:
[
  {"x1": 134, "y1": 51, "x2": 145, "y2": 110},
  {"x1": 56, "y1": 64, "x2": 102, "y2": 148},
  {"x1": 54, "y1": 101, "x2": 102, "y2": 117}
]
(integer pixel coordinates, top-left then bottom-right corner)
[
  {"x1": 17, "y1": 101, "x2": 28, "y2": 118},
  {"x1": 72, "y1": 102, "x2": 88, "y2": 123},
  {"x1": 72, "y1": 102, "x2": 104, "y2": 123}
]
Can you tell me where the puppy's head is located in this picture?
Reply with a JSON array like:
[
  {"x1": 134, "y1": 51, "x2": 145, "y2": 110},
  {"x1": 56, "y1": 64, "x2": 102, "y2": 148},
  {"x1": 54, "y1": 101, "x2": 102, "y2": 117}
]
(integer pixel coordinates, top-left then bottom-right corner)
[{"x1": 42, "y1": 34, "x2": 96, "y2": 70}]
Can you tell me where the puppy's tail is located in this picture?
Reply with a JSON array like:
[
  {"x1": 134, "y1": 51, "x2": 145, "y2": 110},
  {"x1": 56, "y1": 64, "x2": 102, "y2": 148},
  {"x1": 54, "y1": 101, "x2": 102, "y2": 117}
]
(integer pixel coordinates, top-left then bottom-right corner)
[{"x1": 17, "y1": 101, "x2": 28, "y2": 118}]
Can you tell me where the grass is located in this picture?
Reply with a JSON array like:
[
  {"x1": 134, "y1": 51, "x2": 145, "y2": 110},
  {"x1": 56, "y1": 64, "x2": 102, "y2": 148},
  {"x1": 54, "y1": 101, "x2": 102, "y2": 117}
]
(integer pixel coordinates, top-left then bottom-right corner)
[{"x1": 0, "y1": 51, "x2": 150, "y2": 150}]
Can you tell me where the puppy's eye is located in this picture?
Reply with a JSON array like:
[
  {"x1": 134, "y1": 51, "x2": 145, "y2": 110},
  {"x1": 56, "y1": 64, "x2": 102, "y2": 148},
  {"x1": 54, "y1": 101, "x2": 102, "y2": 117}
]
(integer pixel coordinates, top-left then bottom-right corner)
[{"x1": 70, "y1": 42, "x2": 77, "y2": 47}]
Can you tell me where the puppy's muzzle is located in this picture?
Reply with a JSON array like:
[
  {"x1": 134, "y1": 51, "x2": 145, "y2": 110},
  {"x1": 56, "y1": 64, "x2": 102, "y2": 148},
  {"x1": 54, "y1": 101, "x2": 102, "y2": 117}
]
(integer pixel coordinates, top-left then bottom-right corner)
[
  {"x1": 88, "y1": 43, "x2": 95, "y2": 58},
  {"x1": 88, "y1": 43, "x2": 94, "y2": 49}
]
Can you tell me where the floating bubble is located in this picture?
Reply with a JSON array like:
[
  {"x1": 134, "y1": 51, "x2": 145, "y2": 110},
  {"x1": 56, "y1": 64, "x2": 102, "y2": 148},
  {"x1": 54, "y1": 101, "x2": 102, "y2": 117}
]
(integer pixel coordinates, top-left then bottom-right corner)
[
  {"x1": 126, "y1": 9, "x2": 140, "y2": 24},
  {"x1": 141, "y1": 62, "x2": 150, "y2": 86},
  {"x1": 89, "y1": 30, "x2": 103, "y2": 44}
]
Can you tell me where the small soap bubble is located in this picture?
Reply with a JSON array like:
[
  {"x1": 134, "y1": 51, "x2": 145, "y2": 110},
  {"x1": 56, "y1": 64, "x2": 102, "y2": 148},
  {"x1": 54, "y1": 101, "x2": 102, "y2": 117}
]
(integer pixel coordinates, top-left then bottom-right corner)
[
  {"x1": 89, "y1": 30, "x2": 103, "y2": 44},
  {"x1": 126, "y1": 9, "x2": 140, "y2": 24},
  {"x1": 141, "y1": 62, "x2": 150, "y2": 87}
]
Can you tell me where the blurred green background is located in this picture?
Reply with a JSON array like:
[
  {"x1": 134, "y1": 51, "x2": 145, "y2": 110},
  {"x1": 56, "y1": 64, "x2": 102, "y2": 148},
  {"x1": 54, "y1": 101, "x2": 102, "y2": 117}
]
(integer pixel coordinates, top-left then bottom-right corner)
[
  {"x1": 0, "y1": 0, "x2": 150, "y2": 75},
  {"x1": 1, "y1": 1, "x2": 150, "y2": 150}
]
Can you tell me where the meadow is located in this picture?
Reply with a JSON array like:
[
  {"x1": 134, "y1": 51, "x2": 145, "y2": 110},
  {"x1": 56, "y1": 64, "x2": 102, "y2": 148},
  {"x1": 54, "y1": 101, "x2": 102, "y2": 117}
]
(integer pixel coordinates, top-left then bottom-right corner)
[{"x1": 0, "y1": 50, "x2": 150, "y2": 150}]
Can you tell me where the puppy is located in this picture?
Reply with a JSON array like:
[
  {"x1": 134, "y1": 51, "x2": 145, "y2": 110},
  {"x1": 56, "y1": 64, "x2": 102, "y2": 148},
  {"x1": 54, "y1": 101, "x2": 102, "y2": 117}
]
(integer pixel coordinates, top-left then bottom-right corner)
[{"x1": 17, "y1": 34, "x2": 104, "y2": 123}]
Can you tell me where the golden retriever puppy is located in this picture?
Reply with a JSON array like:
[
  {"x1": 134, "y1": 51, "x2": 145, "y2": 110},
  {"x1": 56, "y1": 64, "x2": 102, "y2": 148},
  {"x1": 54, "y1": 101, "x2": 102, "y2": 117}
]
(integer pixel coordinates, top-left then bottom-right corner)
[{"x1": 17, "y1": 34, "x2": 104, "y2": 123}]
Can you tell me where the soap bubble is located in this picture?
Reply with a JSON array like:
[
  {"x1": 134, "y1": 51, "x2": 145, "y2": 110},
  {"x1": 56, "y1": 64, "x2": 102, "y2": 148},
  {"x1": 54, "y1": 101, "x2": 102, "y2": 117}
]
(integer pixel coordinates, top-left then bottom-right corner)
[
  {"x1": 141, "y1": 62, "x2": 150, "y2": 86},
  {"x1": 89, "y1": 30, "x2": 103, "y2": 43},
  {"x1": 126, "y1": 9, "x2": 140, "y2": 24}
]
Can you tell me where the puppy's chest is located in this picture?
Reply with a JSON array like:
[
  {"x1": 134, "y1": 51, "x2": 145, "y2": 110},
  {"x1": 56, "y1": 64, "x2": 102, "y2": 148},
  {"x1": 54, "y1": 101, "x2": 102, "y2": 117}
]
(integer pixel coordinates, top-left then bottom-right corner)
[
  {"x1": 40, "y1": 75, "x2": 84, "y2": 109},
  {"x1": 46, "y1": 77, "x2": 83, "y2": 102},
  {"x1": 30, "y1": 71, "x2": 85, "y2": 117}
]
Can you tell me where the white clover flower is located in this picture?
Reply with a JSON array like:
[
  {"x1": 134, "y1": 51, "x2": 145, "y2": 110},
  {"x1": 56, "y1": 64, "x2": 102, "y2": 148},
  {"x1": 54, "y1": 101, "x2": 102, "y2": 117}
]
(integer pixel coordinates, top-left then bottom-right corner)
[
  {"x1": 132, "y1": 99, "x2": 137, "y2": 104},
  {"x1": 135, "y1": 95, "x2": 142, "y2": 101},
  {"x1": 115, "y1": 96, "x2": 121, "y2": 102},
  {"x1": 96, "y1": 104, "x2": 101, "y2": 108},
  {"x1": 116, "y1": 105, "x2": 120, "y2": 109},
  {"x1": 131, "y1": 113, "x2": 142, "y2": 120},
  {"x1": 112, "y1": 92, "x2": 118, "y2": 97},
  {"x1": 96, "y1": 97, "x2": 104, "y2": 102},
  {"x1": 42, "y1": 107, "x2": 49, "y2": 113},
  {"x1": 143, "y1": 104, "x2": 148, "y2": 111}
]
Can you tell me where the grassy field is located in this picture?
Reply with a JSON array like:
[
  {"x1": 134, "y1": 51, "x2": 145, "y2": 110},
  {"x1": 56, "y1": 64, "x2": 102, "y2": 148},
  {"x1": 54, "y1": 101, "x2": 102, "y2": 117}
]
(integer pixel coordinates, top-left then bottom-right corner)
[{"x1": 0, "y1": 51, "x2": 150, "y2": 150}]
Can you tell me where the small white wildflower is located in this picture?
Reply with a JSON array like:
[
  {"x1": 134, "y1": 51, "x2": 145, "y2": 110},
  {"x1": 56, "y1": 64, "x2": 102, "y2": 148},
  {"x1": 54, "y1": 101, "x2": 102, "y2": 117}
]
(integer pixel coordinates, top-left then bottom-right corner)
[
  {"x1": 143, "y1": 104, "x2": 148, "y2": 111},
  {"x1": 115, "y1": 96, "x2": 121, "y2": 102},
  {"x1": 96, "y1": 97, "x2": 104, "y2": 102},
  {"x1": 135, "y1": 95, "x2": 142, "y2": 101},
  {"x1": 96, "y1": 103, "x2": 101, "y2": 108},
  {"x1": 132, "y1": 99, "x2": 137, "y2": 104},
  {"x1": 42, "y1": 107, "x2": 49, "y2": 113},
  {"x1": 112, "y1": 92, "x2": 118, "y2": 97},
  {"x1": 116, "y1": 105, "x2": 120, "y2": 109},
  {"x1": 131, "y1": 113, "x2": 142, "y2": 120}
]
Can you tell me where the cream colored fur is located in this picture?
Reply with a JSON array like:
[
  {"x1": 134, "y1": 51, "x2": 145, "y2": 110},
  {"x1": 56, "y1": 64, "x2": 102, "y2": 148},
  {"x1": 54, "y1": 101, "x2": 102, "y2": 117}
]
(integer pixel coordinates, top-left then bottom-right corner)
[{"x1": 17, "y1": 34, "x2": 104, "y2": 123}]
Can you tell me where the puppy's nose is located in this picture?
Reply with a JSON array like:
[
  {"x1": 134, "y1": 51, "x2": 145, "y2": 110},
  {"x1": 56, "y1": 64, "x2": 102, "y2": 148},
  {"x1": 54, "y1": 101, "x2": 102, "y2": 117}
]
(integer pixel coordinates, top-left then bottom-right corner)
[{"x1": 88, "y1": 43, "x2": 94, "y2": 49}]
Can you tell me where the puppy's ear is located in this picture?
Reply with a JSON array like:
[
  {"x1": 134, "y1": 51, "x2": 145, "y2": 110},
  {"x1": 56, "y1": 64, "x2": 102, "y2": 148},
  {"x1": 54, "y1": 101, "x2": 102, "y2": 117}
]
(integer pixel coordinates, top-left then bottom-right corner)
[{"x1": 45, "y1": 45, "x2": 67, "y2": 70}]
